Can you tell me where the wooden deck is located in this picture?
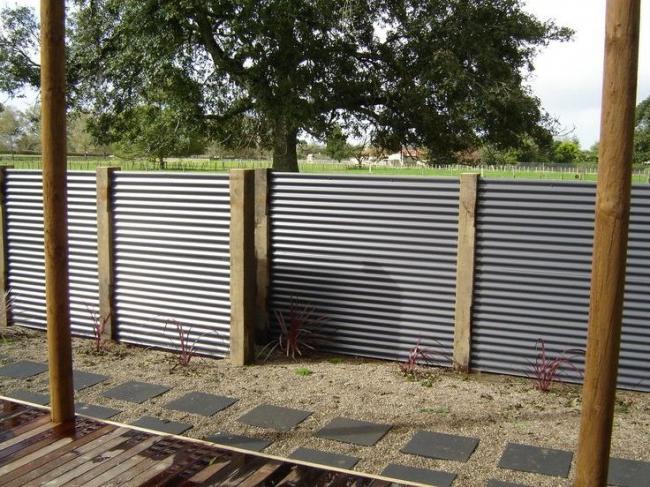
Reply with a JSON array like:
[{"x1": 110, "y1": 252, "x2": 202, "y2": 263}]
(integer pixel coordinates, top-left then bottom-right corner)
[{"x1": 0, "y1": 399, "x2": 406, "y2": 486}]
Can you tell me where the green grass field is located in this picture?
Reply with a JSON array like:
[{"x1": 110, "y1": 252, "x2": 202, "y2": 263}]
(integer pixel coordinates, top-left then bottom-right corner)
[{"x1": 1, "y1": 155, "x2": 649, "y2": 183}]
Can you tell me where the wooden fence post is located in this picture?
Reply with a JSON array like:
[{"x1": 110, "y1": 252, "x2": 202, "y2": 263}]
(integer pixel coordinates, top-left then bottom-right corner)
[
  {"x1": 0, "y1": 167, "x2": 10, "y2": 328},
  {"x1": 453, "y1": 173, "x2": 479, "y2": 372},
  {"x1": 41, "y1": 0, "x2": 75, "y2": 424},
  {"x1": 230, "y1": 169, "x2": 256, "y2": 365},
  {"x1": 254, "y1": 168, "x2": 270, "y2": 344},
  {"x1": 96, "y1": 166, "x2": 120, "y2": 340}
]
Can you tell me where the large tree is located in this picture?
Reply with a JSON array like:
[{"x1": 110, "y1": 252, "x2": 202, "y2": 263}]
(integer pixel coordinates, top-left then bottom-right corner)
[
  {"x1": 1, "y1": 1, "x2": 571, "y2": 171},
  {"x1": 634, "y1": 94, "x2": 650, "y2": 164}
]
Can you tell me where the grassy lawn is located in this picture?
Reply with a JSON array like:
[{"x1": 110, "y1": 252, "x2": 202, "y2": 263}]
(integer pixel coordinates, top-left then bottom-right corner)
[{"x1": 1, "y1": 155, "x2": 649, "y2": 183}]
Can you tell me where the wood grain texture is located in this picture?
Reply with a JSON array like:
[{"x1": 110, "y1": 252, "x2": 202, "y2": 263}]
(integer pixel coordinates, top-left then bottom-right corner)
[
  {"x1": 96, "y1": 166, "x2": 120, "y2": 340},
  {"x1": 40, "y1": 0, "x2": 74, "y2": 423},
  {"x1": 229, "y1": 169, "x2": 256, "y2": 365},
  {"x1": 575, "y1": 0, "x2": 641, "y2": 485},
  {"x1": 254, "y1": 168, "x2": 271, "y2": 344},
  {"x1": 453, "y1": 173, "x2": 479, "y2": 372},
  {"x1": 0, "y1": 167, "x2": 9, "y2": 328}
]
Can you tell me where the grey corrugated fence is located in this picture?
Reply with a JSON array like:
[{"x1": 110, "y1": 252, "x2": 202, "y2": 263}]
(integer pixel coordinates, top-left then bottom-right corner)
[{"x1": 1, "y1": 169, "x2": 648, "y2": 391}]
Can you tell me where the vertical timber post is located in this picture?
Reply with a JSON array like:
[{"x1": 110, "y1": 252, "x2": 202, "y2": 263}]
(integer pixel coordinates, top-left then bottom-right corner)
[
  {"x1": 575, "y1": 0, "x2": 640, "y2": 484},
  {"x1": 41, "y1": 0, "x2": 75, "y2": 423},
  {"x1": 230, "y1": 169, "x2": 256, "y2": 365},
  {"x1": 96, "y1": 167, "x2": 120, "y2": 340},
  {"x1": 453, "y1": 173, "x2": 479, "y2": 372},
  {"x1": 254, "y1": 169, "x2": 270, "y2": 344},
  {"x1": 0, "y1": 167, "x2": 10, "y2": 328}
]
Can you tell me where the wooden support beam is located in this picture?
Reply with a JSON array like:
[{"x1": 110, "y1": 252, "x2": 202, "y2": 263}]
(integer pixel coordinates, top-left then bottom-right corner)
[
  {"x1": 96, "y1": 167, "x2": 120, "y2": 340},
  {"x1": 453, "y1": 173, "x2": 479, "y2": 372},
  {"x1": 40, "y1": 0, "x2": 75, "y2": 423},
  {"x1": 254, "y1": 169, "x2": 270, "y2": 344},
  {"x1": 575, "y1": 0, "x2": 640, "y2": 484},
  {"x1": 230, "y1": 169, "x2": 256, "y2": 365},
  {"x1": 0, "y1": 167, "x2": 10, "y2": 328}
]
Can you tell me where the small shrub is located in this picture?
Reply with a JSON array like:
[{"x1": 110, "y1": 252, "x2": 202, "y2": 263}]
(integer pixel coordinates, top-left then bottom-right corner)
[
  {"x1": 400, "y1": 339, "x2": 452, "y2": 376},
  {"x1": 527, "y1": 339, "x2": 584, "y2": 392},
  {"x1": 87, "y1": 305, "x2": 111, "y2": 353},
  {"x1": 163, "y1": 318, "x2": 204, "y2": 368},
  {"x1": 258, "y1": 297, "x2": 328, "y2": 361},
  {"x1": 295, "y1": 367, "x2": 313, "y2": 377}
]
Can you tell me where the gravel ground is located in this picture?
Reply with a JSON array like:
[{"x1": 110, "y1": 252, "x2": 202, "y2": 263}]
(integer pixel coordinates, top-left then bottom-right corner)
[{"x1": 1, "y1": 326, "x2": 649, "y2": 486}]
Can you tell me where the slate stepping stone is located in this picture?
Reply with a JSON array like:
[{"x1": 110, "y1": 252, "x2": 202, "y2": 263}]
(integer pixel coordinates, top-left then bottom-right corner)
[
  {"x1": 47, "y1": 370, "x2": 108, "y2": 391},
  {"x1": 165, "y1": 392, "x2": 237, "y2": 417},
  {"x1": 0, "y1": 360, "x2": 47, "y2": 379},
  {"x1": 102, "y1": 381, "x2": 169, "y2": 404},
  {"x1": 608, "y1": 457, "x2": 650, "y2": 487},
  {"x1": 75, "y1": 403, "x2": 121, "y2": 420},
  {"x1": 206, "y1": 432, "x2": 272, "y2": 452},
  {"x1": 7, "y1": 389, "x2": 49, "y2": 406},
  {"x1": 498, "y1": 443, "x2": 573, "y2": 478},
  {"x1": 288, "y1": 447, "x2": 359, "y2": 470},
  {"x1": 131, "y1": 416, "x2": 192, "y2": 435},
  {"x1": 402, "y1": 430, "x2": 479, "y2": 462},
  {"x1": 316, "y1": 417, "x2": 392, "y2": 446},
  {"x1": 487, "y1": 480, "x2": 530, "y2": 487},
  {"x1": 381, "y1": 463, "x2": 456, "y2": 487},
  {"x1": 238, "y1": 404, "x2": 312, "y2": 432}
]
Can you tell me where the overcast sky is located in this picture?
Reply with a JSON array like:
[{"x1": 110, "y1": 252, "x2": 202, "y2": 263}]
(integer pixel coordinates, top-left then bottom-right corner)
[{"x1": 2, "y1": 0, "x2": 648, "y2": 148}]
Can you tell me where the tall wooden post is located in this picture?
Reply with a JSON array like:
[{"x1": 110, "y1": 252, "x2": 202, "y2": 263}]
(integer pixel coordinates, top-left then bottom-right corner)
[
  {"x1": 230, "y1": 169, "x2": 256, "y2": 365},
  {"x1": 96, "y1": 167, "x2": 120, "y2": 340},
  {"x1": 453, "y1": 173, "x2": 479, "y2": 372},
  {"x1": 575, "y1": 0, "x2": 640, "y2": 484},
  {"x1": 41, "y1": 0, "x2": 75, "y2": 423},
  {"x1": 0, "y1": 167, "x2": 11, "y2": 328}
]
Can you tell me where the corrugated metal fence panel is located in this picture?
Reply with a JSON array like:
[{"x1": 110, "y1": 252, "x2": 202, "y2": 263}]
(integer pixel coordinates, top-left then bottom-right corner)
[
  {"x1": 6, "y1": 170, "x2": 99, "y2": 336},
  {"x1": 471, "y1": 179, "x2": 650, "y2": 391},
  {"x1": 270, "y1": 174, "x2": 459, "y2": 362},
  {"x1": 112, "y1": 173, "x2": 230, "y2": 357},
  {"x1": 624, "y1": 185, "x2": 650, "y2": 390}
]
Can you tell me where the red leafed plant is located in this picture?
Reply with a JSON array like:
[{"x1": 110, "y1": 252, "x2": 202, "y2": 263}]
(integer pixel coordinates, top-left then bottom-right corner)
[
  {"x1": 400, "y1": 339, "x2": 453, "y2": 376},
  {"x1": 164, "y1": 318, "x2": 202, "y2": 368},
  {"x1": 528, "y1": 339, "x2": 584, "y2": 392},
  {"x1": 87, "y1": 305, "x2": 111, "y2": 353},
  {"x1": 259, "y1": 297, "x2": 328, "y2": 361}
]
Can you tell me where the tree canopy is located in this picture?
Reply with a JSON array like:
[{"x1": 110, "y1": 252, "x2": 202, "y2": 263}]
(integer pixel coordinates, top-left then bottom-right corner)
[
  {"x1": 634, "y1": 94, "x2": 650, "y2": 163},
  {"x1": 1, "y1": 0, "x2": 571, "y2": 170}
]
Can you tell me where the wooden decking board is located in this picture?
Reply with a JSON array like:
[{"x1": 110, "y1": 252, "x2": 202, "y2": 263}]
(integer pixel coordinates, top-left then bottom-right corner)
[
  {"x1": 0, "y1": 400, "x2": 403, "y2": 487},
  {"x1": 0, "y1": 424, "x2": 116, "y2": 487}
]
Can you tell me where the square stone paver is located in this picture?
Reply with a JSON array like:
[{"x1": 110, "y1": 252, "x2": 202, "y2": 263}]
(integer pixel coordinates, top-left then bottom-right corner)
[
  {"x1": 288, "y1": 447, "x2": 359, "y2": 470},
  {"x1": 238, "y1": 404, "x2": 312, "y2": 432},
  {"x1": 498, "y1": 443, "x2": 573, "y2": 478},
  {"x1": 102, "y1": 381, "x2": 169, "y2": 404},
  {"x1": 316, "y1": 417, "x2": 392, "y2": 446},
  {"x1": 131, "y1": 416, "x2": 192, "y2": 435},
  {"x1": 7, "y1": 389, "x2": 49, "y2": 405},
  {"x1": 381, "y1": 464, "x2": 456, "y2": 487},
  {"x1": 206, "y1": 432, "x2": 272, "y2": 452},
  {"x1": 75, "y1": 403, "x2": 121, "y2": 420},
  {"x1": 0, "y1": 361, "x2": 47, "y2": 379},
  {"x1": 608, "y1": 457, "x2": 650, "y2": 487},
  {"x1": 487, "y1": 480, "x2": 530, "y2": 487},
  {"x1": 47, "y1": 370, "x2": 108, "y2": 391},
  {"x1": 402, "y1": 431, "x2": 479, "y2": 462},
  {"x1": 165, "y1": 392, "x2": 237, "y2": 417}
]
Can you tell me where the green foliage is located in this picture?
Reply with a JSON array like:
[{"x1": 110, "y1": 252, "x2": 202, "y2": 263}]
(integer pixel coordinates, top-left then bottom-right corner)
[
  {"x1": 634, "y1": 95, "x2": 650, "y2": 164},
  {"x1": 553, "y1": 139, "x2": 582, "y2": 163},
  {"x1": 0, "y1": 104, "x2": 39, "y2": 153},
  {"x1": 1, "y1": 1, "x2": 571, "y2": 172},
  {"x1": 295, "y1": 367, "x2": 313, "y2": 377},
  {"x1": 325, "y1": 126, "x2": 352, "y2": 162}
]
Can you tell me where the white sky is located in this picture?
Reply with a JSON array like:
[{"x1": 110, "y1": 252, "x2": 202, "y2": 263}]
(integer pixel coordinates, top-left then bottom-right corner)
[{"x1": 2, "y1": 0, "x2": 648, "y2": 149}]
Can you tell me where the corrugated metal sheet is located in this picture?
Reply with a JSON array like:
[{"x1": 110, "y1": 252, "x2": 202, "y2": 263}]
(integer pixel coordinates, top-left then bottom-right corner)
[
  {"x1": 6, "y1": 170, "x2": 99, "y2": 336},
  {"x1": 112, "y1": 172, "x2": 230, "y2": 357},
  {"x1": 471, "y1": 180, "x2": 649, "y2": 391},
  {"x1": 269, "y1": 174, "x2": 459, "y2": 362}
]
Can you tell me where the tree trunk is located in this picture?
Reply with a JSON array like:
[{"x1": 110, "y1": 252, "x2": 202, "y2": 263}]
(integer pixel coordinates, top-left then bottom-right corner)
[
  {"x1": 272, "y1": 117, "x2": 299, "y2": 172},
  {"x1": 158, "y1": 155, "x2": 166, "y2": 170}
]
